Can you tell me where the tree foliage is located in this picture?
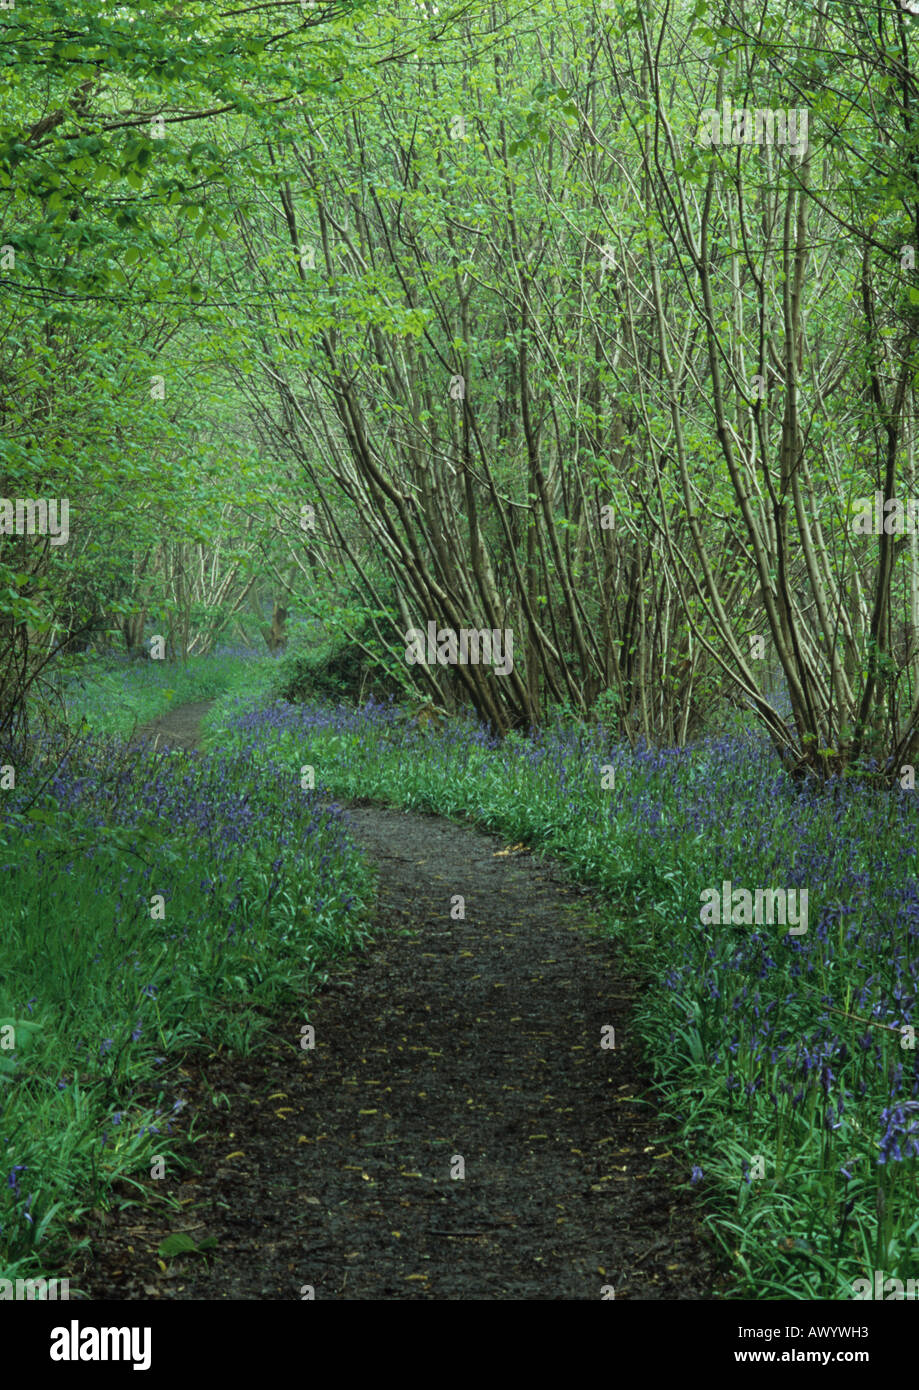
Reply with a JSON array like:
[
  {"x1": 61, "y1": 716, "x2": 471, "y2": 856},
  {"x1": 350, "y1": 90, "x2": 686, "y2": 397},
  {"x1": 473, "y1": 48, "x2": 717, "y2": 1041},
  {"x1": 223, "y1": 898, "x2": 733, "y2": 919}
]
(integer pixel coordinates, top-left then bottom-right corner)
[{"x1": 5, "y1": 0, "x2": 919, "y2": 776}]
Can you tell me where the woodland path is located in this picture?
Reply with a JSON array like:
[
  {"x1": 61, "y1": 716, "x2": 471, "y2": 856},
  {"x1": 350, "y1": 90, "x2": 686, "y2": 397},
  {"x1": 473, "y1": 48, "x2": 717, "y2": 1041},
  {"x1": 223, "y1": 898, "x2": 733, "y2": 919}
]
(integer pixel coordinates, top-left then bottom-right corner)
[{"x1": 74, "y1": 702, "x2": 718, "y2": 1300}]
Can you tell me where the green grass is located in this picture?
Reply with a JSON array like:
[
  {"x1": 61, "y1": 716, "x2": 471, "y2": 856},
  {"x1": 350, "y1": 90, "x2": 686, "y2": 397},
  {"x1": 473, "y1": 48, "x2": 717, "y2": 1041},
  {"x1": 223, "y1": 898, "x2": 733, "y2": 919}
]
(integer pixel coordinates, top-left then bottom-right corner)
[
  {"x1": 58, "y1": 649, "x2": 278, "y2": 739},
  {"x1": 0, "y1": 657, "x2": 374, "y2": 1291}
]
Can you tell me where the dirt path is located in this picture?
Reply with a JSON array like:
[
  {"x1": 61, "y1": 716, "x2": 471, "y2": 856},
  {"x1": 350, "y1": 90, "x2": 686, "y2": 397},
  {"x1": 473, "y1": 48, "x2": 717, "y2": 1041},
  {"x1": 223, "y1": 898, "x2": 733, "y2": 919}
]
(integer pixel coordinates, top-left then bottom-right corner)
[
  {"x1": 75, "y1": 702, "x2": 718, "y2": 1300},
  {"x1": 133, "y1": 699, "x2": 214, "y2": 750}
]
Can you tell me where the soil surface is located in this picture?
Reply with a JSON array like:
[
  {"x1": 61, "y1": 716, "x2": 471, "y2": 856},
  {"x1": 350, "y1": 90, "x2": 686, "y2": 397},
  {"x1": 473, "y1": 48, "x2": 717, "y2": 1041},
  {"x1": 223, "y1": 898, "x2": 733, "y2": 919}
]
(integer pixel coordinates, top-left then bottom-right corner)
[
  {"x1": 134, "y1": 699, "x2": 214, "y2": 750},
  {"x1": 71, "y1": 702, "x2": 720, "y2": 1300}
]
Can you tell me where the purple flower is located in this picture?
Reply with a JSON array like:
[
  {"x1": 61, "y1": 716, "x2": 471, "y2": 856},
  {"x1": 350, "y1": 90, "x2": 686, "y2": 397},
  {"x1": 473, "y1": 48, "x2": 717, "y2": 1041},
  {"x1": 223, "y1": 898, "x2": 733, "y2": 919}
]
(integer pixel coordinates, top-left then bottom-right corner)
[
  {"x1": 690, "y1": 1165, "x2": 703, "y2": 1185},
  {"x1": 878, "y1": 1102, "x2": 919, "y2": 1164}
]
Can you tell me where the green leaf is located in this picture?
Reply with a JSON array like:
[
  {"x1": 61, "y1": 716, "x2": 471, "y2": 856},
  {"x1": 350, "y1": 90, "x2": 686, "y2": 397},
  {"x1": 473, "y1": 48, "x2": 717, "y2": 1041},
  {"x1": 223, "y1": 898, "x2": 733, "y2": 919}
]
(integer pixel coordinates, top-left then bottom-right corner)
[{"x1": 158, "y1": 1232, "x2": 201, "y2": 1257}]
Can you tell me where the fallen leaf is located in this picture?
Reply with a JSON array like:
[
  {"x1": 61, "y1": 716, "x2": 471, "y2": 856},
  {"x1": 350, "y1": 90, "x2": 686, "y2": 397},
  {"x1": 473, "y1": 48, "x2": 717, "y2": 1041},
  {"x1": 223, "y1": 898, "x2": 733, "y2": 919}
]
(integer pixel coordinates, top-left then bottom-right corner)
[{"x1": 158, "y1": 1233, "x2": 199, "y2": 1258}]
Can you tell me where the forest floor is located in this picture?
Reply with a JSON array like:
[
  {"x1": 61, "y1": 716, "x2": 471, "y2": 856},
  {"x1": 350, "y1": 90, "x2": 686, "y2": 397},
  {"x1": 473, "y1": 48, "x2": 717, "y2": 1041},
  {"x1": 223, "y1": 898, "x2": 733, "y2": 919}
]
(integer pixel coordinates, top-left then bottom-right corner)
[{"x1": 72, "y1": 701, "x2": 720, "y2": 1300}]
